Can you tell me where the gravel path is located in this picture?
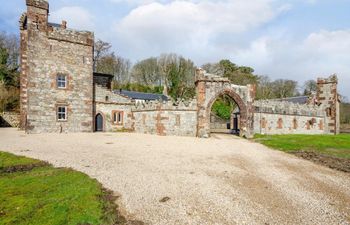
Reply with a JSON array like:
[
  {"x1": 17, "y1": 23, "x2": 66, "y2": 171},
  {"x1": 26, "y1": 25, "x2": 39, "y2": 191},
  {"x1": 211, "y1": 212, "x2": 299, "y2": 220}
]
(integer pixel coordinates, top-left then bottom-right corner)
[{"x1": 0, "y1": 128, "x2": 349, "y2": 225}]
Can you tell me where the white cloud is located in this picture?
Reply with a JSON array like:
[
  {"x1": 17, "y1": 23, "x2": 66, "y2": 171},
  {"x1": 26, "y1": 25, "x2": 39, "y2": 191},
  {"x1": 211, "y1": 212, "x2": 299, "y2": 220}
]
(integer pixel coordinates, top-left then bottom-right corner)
[
  {"x1": 109, "y1": 0, "x2": 167, "y2": 6},
  {"x1": 234, "y1": 30, "x2": 350, "y2": 97},
  {"x1": 112, "y1": 0, "x2": 288, "y2": 61},
  {"x1": 50, "y1": 6, "x2": 95, "y2": 31}
]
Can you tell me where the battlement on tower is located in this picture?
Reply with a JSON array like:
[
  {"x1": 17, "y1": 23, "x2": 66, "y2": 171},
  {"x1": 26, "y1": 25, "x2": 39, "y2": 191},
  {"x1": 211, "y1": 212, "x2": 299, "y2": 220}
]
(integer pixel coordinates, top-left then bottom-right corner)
[{"x1": 26, "y1": 0, "x2": 49, "y2": 11}]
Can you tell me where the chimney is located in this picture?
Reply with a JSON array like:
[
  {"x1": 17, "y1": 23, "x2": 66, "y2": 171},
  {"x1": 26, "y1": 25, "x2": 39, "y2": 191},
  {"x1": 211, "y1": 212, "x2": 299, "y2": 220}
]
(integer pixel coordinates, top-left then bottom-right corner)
[{"x1": 61, "y1": 20, "x2": 67, "y2": 29}]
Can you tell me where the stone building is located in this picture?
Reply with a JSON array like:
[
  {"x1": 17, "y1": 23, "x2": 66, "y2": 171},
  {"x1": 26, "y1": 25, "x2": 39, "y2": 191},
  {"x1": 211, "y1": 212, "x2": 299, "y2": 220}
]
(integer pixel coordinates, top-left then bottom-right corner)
[
  {"x1": 20, "y1": 0, "x2": 94, "y2": 133},
  {"x1": 19, "y1": 0, "x2": 340, "y2": 137}
]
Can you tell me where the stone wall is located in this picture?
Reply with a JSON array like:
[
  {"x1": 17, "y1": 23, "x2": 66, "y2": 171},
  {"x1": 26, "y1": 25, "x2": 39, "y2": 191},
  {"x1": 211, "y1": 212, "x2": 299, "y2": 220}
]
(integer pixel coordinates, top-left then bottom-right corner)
[
  {"x1": 316, "y1": 75, "x2": 340, "y2": 134},
  {"x1": 254, "y1": 100, "x2": 325, "y2": 135},
  {"x1": 20, "y1": 0, "x2": 94, "y2": 133},
  {"x1": 132, "y1": 100, "x2": 197, "y2": 136},
  {"x1": 254, "y1": 113, "x2": 324, "y2": 135},
  {"x1": 94, "y1": 85, "x2": 134, "y2": 132},
  {"x1": 210, "y1": 113, "x2": 229, "y2": 130},
  {"x1": 0, "y1": 112, "x2": 20, "y2": 127}
]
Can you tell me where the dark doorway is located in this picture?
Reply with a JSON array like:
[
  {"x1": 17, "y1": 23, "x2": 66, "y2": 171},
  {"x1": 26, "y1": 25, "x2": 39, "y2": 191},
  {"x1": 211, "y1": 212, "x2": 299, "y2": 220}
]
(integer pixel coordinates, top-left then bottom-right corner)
[{"x1": 95, "y1": 113, "x2": 103, "y2": 132}]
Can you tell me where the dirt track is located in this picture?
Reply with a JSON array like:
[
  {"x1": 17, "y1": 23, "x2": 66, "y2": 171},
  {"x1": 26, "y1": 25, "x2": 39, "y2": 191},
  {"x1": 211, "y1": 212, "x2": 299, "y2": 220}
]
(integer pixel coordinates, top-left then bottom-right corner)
[{"x1": 0, "y1": 128, "x2": 349, "y2": 225}]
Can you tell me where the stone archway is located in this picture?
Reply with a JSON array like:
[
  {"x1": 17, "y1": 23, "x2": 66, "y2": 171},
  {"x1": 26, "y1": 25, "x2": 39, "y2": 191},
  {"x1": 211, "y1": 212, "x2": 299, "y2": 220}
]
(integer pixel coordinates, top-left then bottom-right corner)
[
  {"x1": 207, "y1": 89, "x2": 248, "y2": 135},
  {"x1": 195, "y1": 69, "x2": 255, "y2": 138}
]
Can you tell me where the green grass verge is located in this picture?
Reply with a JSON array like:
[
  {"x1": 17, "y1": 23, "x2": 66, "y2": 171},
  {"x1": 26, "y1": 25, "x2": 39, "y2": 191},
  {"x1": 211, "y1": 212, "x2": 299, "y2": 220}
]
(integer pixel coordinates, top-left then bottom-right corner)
[
  {"x1": 0, "y1": 152, "x2": 41, "y2": 169},
  {"x1": 0, "y1": 151, "x2": 122, "y2": 225},
  {"x1": 254, "y1": 134, "x2": 350, "y2": 159}
]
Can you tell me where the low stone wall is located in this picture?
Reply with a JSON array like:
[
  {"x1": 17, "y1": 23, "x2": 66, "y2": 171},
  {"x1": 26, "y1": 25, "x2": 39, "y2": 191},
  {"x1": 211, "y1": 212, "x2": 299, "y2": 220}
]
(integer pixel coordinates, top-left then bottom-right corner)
[
  {"x1": 254, "y1": 100, "x2": 324, "y2": 117},
  {"x1": 0, "y1": 112, "x2": 20, "y2": 128},
  {"x1": 132, "y1": 100, "x2": 197, "y2": 137},
  {"x1": 210, "y1": 113, "x2": 229, "y2": 130},
  {"x1": 254, "y1": 113, "x2": 325, "y2": 135},
  {"x1": 254, "y1": 100, "x2": 326, "y2": 135}
]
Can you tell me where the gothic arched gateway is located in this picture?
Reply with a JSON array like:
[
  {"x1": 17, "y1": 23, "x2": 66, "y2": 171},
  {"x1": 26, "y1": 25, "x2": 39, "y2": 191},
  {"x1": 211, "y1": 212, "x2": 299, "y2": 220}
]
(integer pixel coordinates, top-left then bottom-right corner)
[{"x1": 195, "y1": 69, "x2": 255, "y2": 138}]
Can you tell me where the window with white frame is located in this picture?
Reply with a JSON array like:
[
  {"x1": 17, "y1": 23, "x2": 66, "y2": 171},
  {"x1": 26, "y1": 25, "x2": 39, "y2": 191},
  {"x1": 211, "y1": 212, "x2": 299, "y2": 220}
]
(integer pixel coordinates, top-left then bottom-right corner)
[
  {"x1": 112, "y1": 111, "x2": 123, "y2": 125},
  {"x1": 57, "y1": 106, "x2": 67, "y2": 121},
  {"x1": 57, "y1": 74, "x2": 67, "y2": 89}
]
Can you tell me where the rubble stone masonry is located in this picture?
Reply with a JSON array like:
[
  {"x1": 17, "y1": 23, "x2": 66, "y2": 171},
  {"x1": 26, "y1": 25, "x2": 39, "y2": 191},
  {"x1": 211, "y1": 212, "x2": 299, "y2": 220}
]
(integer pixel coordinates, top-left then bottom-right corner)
[
  {"x1": 316, "y1": 75, "x2": 340, "y2": 134},
  {"x1": 20, "y1": 0, "x2": 94, "y2": 133},
  {"x1": 132, "y1": 100, "x2": 198, "y2": 137},
  {"x1": 195, "y1": 69, "x2": 255, "y2": 138}
]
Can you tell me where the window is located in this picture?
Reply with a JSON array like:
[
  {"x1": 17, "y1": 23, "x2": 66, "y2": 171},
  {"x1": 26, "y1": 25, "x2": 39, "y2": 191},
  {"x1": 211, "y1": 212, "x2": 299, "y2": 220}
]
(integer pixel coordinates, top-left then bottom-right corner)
[
  {"x1": 112, "y1": 111, "x2": 123, "y2": 125},
  {"x1": 57, "y1": 106, "x2": 67, "y2": 121},
  {"x1": 57, "y1": 74, "x2": 67, "y2": 89}
]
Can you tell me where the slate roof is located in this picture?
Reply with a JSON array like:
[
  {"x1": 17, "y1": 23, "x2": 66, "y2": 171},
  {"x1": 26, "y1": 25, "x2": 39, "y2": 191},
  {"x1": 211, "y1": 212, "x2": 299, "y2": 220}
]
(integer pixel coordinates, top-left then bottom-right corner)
[
  {"x1": 48, "y1": 22, "x2": 61, "y2": 28},
  {"x1": 115, "y1": 90, "x2": 168, "y2": 101},
  {"x1": 275, "y1": 96, "x2": 309, "y2": 104}
]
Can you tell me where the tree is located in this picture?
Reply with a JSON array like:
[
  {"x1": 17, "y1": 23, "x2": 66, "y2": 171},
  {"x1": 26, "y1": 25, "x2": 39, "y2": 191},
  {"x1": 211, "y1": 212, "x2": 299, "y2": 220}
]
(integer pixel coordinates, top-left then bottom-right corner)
[
  {"x1": 303, "y1": 80, "x2": 317, "y2": 96},
  {"x1": 272, "y1": 79, "x2": 298, "y2": 98},
  {"x1": 132, "y1": 57, "x2": 160, "y2": 86},
  {"x1": 256, "y1": 75, "x2": 275, "y2": 99},
  {"x1": 94, "y1": 39, "x2": 132, "y2": 84},
  {"x1": 93, "y1": 39, "x2": 112, "y2": 72},
  {"x1": 0, "y1": 32, "x2": 19, "y2": 87},
  {"x1": 96, "y1": 53, "x2": 118, "y2": 75},
  {"x1": 201, "y1": 59, "x2": 258, "y2": 86},
  {"x1": 158, "y1": 53, "x2": 195, "y2": 100},
  {"x1": 115, "y1": 57, "x2": 132, "y2": 84},
  {"x1": 129, "y1": 53, "x2": 196, "y2": 100}
]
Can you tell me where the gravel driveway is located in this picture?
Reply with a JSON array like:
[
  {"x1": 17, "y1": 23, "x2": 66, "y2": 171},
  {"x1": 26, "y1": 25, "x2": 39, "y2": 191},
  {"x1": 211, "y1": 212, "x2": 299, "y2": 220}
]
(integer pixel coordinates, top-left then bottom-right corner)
[{"x1": 0, "y1": 128, "x2": 349, "y2": 225}]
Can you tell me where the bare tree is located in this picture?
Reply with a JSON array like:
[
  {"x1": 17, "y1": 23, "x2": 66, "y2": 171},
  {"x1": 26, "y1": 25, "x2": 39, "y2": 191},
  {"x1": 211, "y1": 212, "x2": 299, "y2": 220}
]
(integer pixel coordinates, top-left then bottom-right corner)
[
  {"x1": 132, "y1": 57, "x2": 159, "y2": 86},
  {"x1": 256, "y1": 75, "x2": 274, "y2": 99},
  {"x1": 272, "y1": 79, "x2": 298, "y2": 98},
  {"x1": 115, "y1": 56, "x2": 132, "y2": 84},
  {"x1": 93, "y1": 39, "x2": 112, "y2": 72}
]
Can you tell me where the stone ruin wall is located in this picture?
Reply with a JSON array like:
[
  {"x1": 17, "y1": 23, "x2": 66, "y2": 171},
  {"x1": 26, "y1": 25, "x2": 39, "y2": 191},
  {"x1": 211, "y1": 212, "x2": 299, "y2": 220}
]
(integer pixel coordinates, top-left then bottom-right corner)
[
  {"x1": 253, "y1": 100, "x2": 326, "y2": 135},
  {"x1": 132, "y1": 100, "x2": 198, "y2": 137}
]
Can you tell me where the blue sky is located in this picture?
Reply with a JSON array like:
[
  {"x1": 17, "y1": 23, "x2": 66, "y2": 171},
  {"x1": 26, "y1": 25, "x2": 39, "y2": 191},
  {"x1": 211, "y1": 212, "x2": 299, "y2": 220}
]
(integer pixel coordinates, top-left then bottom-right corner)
[{"x1": 1, "y1": 0, "x2": 349, "y2": 98}]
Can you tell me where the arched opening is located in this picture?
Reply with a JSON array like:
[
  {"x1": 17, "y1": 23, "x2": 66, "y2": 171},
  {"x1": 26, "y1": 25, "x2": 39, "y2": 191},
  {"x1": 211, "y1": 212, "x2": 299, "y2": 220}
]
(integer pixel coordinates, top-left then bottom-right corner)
[
  {"x1": 206, "y1": 89, "x2": 248, "y2": 137},
  {"x1": 95, "y1": 113, "x2": 104, "y2": 132},
  {"x1": 210, "y1": 95, "x2": 240, "y2": 135}
]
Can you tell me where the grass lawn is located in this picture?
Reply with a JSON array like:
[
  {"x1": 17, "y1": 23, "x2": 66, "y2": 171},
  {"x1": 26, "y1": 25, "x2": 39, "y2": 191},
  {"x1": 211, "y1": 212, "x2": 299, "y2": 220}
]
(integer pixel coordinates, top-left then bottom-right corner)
[
  {"x1": 0, "y1": 151, "x2": 123, "y2": 225},
  {"x1": 254, "y1": 134, "x2": 350, "y2": 159}
]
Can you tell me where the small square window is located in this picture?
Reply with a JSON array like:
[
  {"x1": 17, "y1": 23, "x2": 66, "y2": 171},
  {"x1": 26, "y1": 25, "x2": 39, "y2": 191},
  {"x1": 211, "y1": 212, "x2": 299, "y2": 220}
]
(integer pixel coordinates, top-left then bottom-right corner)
[
  {"x1": 57, "y1": 74, "x2": 67, "y2": 89},
  {"x1": 112, "y1": 111, "x2": 123, "y2": 125},
  {"x1": 57, "y1": 106, "x2": 67, "y2": 121}
]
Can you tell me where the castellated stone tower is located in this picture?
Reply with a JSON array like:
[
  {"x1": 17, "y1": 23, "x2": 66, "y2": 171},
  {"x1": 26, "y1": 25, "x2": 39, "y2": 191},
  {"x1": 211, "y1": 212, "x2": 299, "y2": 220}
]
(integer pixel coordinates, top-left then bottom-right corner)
[
  {"x1": 316, "y1": 75, "x2": 340, "y2": 134},
  {"x1": 19, "y1": 0, "x2": 95, "y2": 133}
]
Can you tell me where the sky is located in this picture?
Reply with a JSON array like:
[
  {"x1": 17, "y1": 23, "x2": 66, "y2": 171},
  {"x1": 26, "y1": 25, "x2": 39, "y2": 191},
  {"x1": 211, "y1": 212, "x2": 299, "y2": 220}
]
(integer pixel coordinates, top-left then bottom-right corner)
[{"x1": 0, "y1": 0, "x2": 349, "y2": 99}]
